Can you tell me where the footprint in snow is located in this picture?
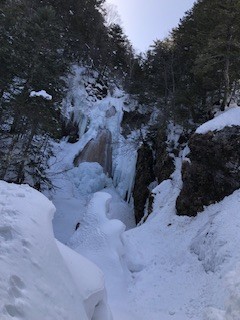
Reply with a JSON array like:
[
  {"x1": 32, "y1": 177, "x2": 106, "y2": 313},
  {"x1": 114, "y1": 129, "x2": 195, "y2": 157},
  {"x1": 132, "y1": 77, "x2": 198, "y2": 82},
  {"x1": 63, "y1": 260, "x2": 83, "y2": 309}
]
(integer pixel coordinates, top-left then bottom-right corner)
[
  {"x1": 0, "y1": 226, "x2": 14, "y2": 241},
  {"x1": 4, "y1": 276, "x2": 27, "y2": 317},
  {"x1": 8, "y1": 275, "x2": 25, "y2": 298}
]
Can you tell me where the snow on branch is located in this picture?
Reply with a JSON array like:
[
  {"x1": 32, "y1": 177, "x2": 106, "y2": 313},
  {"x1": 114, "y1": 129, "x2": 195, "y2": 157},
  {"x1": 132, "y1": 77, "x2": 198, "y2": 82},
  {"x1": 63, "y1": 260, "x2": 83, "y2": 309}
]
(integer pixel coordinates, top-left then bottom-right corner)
[{"x1": 30, "y1": 90, "x2": 52, "y2": 101}]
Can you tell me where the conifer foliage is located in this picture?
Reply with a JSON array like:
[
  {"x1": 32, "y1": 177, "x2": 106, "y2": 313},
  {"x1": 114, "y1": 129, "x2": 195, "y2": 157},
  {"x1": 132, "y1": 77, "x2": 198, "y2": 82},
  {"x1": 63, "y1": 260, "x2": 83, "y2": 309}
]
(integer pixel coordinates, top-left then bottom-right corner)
[
  {"x1": 0, "y1": 0, "x2": 134, "y2": 189},
  {"x1": 1, "y1": 0, "x2": 240, "y2": 188},
  {"x1": 134, "y1": 0, "x2": 240, "y2": 124}
]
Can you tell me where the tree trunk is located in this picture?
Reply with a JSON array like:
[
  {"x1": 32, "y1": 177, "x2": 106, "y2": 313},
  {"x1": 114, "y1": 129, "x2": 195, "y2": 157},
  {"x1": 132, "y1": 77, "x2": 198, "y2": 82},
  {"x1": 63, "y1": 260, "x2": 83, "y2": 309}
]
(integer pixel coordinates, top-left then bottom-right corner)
[
  {"x1": 221, "y1": 56, "x2": 230, "y2": 111},
  {"x1": 163, "y1": 63, "x2": 168, "y2": 105},
  {"x1": 170, "y1": 55, "x2": 176, "y2": 124},
  {"x1": 16, "y1": 121, "x2": 38, "y2": 183}
]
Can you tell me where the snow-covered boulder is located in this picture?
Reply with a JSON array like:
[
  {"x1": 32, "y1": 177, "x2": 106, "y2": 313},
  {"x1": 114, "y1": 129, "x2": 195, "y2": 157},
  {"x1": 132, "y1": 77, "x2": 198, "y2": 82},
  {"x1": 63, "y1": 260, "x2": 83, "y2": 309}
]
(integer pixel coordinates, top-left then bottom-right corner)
[{"x1": 0, "y1": 181, "x2": 112, "y2": 320}]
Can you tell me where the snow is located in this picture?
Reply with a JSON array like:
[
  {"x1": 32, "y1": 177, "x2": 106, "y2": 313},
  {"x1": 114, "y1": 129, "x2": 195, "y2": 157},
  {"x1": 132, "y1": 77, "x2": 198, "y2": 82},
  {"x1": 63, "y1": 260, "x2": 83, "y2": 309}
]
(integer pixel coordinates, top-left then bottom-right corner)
[
  {"x1": 5, "y1": 166, "x2": 240, "y2": 320},
  {"x1": 196, "y1": 106, "x2": 240, "y2": 134},
  {"x1": 67, "y1": 191, "x2": 135, "y2": 320},
  {"x1": 56, "y1": 241, "x2": 112, "y2": 320},
  {"x1": 67, "y1": 192, "x2": 128, "y2": 296},
  {"x1": 0, "y1": 181, "x2": 111, "y2": 320},
  {"x1": 121, "y1": 163, "x2": 240, "y2": 320},
  {"x1": 68, "y1": 162, "x2": 112, "y2": 195},
  {"x1": 30, "y1": 90, "x2": 52, "y2": 100}
]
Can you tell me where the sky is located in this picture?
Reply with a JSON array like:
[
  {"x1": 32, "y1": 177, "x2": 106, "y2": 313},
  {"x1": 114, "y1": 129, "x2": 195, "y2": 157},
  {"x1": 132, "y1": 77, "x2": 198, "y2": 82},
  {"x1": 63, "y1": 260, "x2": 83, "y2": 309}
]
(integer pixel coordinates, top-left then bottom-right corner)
[{"x1": 106, "y1": 0, "x2": 196, "y2": 52}]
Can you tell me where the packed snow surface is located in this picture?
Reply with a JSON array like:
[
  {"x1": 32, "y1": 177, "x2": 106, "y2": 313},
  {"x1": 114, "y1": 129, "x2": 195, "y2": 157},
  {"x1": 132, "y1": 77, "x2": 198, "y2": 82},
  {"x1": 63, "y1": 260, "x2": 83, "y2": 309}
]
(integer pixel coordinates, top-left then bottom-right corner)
[
  {"x1": 196, "y1": 106, "x2": 240, "y2": 134},
  {"x1": 29, "y1": 90, "x2": 52, "y2": 100},
  {"x1": 0, "y1": 181, "x2": 112, "y2": 320}
]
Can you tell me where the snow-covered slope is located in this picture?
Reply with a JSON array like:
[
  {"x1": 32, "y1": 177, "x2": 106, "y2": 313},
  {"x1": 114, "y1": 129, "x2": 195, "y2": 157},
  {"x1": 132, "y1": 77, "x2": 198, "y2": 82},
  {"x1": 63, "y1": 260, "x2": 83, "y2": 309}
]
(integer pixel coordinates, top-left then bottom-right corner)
[
  {"x1": 0, "y1": 181, "x2": 112, "y2": 320},
  {"x1": 196, "y1": 105, "x2": 240, "y2": 134},
  {"x1": 123, "y1": 161, "x2": 240, "y2": 319}
]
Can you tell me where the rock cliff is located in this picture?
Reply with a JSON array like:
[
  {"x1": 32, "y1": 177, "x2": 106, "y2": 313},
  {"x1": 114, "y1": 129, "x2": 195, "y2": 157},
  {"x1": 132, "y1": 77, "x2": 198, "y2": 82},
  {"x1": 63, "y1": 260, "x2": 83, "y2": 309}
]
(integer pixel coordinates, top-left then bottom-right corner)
[{"x1": 176, "y1": 126, "x2": 240, "y2": 216}]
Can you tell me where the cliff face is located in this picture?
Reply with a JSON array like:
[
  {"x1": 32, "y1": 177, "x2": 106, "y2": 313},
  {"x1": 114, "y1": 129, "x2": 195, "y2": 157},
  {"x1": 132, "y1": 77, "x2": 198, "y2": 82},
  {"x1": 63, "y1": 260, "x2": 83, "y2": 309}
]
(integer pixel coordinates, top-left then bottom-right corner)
[
  {"x1": 132, "y1": 128, "x2": 176, "y2": 224},
  {"x1": 176, "y1": 126, "x2": 240, "y2": 216},
  {"x1": 154, "y1": 129, "x2": 175, "y2": 184},
  {"x1": 133, "y1": 144, "x2": 155, "y2": 224}
]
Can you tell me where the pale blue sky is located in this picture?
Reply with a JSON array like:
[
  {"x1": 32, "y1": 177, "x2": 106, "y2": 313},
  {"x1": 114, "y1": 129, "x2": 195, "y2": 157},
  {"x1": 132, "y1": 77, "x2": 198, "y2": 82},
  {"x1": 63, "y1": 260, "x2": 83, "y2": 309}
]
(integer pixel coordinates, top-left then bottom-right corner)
[{"x1": 106, "y1": 0, "x2": 196, "y2": 52}]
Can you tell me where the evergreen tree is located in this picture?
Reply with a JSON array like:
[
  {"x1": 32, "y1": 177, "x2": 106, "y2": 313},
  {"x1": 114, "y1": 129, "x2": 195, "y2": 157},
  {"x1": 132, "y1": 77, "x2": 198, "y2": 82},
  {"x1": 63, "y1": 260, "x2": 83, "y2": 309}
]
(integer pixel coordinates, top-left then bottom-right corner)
[{"x1": 0, "y1": 0, "x2": 134, "y2": 188}]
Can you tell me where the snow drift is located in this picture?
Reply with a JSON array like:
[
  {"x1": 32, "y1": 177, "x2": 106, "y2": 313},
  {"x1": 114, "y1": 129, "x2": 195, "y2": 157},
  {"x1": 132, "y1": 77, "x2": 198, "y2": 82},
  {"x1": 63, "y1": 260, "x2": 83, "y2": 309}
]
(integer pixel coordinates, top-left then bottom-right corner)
[{"x1": 0, "y1": 181, "x2": 112, "y2": 320}]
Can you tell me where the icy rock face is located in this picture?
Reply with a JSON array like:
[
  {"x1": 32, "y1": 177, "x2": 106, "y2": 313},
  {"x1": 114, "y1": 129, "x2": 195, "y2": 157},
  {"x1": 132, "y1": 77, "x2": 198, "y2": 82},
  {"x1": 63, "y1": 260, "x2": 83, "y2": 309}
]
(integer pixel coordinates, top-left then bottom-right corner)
[
  {"x1": 176, "y1": 126, "x2": 240, "y2": 216},
  {"x1": 61, "y1": 65, "x2": 139, "y2": 202},
  {"x1": 74, "y1": 129, "x2": 112, "y2": 176}
]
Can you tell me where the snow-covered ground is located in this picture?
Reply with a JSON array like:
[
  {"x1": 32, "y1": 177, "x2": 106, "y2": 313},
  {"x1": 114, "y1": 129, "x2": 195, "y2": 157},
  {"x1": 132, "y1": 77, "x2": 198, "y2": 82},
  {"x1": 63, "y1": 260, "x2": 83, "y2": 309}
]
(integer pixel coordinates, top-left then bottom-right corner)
[{"x1": 123, "y1": 163, "x2": 240, "y2": 320}]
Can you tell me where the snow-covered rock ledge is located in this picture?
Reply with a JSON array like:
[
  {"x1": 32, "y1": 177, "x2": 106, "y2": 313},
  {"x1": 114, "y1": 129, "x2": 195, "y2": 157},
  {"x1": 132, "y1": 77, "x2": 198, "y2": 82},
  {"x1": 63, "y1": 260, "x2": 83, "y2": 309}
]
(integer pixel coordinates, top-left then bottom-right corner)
[
  {"x1": 0, "y1": 181, "x2": 112, "y2": 320},
  {"x1": 176, "y1": 106, "x2": 240, "y2": 216}
]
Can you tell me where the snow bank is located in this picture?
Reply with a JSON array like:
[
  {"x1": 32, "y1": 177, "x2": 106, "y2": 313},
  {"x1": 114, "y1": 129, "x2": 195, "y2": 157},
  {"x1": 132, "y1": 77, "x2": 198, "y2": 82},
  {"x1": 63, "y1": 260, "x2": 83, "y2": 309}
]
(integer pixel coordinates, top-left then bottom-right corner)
[
  {"x1": 204, "y1": 263, "x2": 240, "y2": 320},
  {"x1": 30, "y1": 90, "x2": 52, "y2": 100},
  {"x1": 0, "y1": 181, "x2": 112, "y2": 320},
  {"x1": 68, "y1": 192, "x2": 127, "y2": 288},
  {"x1": 68, "y1": 191, "x2": 132, "y2": 318},
  {"x1": 196, "y1": 106, "x2": 240, "y2": 134},
  {"x1": 56, "y1": 241, "x2": 112, "y2": 320}
]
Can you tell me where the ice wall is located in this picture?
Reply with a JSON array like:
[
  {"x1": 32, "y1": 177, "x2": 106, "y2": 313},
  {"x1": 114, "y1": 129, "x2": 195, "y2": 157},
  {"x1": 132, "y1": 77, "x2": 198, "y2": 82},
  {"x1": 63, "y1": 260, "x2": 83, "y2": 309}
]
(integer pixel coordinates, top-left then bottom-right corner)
[{"x1": 61, "y1": 66, "x2": 139, "y2": 202}]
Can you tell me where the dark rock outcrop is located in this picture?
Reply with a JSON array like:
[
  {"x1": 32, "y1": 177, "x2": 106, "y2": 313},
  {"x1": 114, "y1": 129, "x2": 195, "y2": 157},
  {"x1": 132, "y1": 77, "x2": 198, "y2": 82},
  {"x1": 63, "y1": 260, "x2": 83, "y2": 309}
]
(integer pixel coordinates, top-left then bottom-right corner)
[
  {"x1": 74, "y1": 129, "x2": 112, "y2": 176},
  {"x1": 176, "y1": 126, "x2": 240, "y2": 216},
  {"x1": 154, "y1": 129, "x2": 175, "y2": 184},
  {"x1": 133, "y1": 144, "x2": 155, "y2": 224},
  {"x1": 121, "y1": 110, "x2": 151, "y2": 137},
  {"x1": 62, "y1": 120, "x2": 79, "y2": 143},
  {"x1": 84, "y1": 79, "x2": 108, "y2": 100}
]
